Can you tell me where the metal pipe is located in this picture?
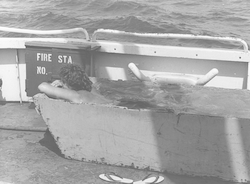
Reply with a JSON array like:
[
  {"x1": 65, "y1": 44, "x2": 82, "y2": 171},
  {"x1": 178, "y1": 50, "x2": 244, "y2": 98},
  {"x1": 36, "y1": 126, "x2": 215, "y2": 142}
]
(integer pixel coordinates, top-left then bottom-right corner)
[
  {"x1": 16, "y1": 49, "x2": 23, "y2": 104},
  {"x1": 92, "y1": 29, "x2": 249, "y2": 52},
  {"x1": 0, "y1": 26, "x2": 90, "y2": 41}
]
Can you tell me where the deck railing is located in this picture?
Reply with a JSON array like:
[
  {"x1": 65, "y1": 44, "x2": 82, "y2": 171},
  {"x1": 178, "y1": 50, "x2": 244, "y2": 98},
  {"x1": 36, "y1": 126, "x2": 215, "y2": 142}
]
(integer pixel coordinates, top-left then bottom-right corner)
[
  {"x1": 0, "y1": 26, "x2": 90, "y2": 41},
  {"x1": 92, "y1": 29, "x2": 249, "y2": 52},
  {"x1": 0, "y1": 27, "x2": 248, "y2": 52}
]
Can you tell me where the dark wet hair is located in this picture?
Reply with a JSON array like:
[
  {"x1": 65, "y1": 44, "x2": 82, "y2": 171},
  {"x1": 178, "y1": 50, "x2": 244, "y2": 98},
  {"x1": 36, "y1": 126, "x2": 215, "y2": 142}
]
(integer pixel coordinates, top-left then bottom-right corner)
[{"x1": 59, "y1": 64, "x2": 92, "y2": 92}]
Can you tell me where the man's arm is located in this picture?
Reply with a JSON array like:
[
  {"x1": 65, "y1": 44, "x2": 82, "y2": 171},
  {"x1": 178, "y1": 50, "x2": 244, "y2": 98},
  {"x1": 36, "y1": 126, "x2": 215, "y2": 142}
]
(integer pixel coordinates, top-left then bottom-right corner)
[{"x1": 38, "y1": 82, "x2": 81, "y2": 103}]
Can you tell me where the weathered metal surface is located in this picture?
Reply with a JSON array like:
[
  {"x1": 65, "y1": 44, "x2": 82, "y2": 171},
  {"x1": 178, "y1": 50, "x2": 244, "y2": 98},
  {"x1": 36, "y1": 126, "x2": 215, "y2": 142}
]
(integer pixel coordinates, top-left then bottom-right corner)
[
  {"x1": 34, "y1": 80, "x2": 250, "y2": 183},
  {"x1": 1, "y1": 34, "x2": 250, "y2": 102}
]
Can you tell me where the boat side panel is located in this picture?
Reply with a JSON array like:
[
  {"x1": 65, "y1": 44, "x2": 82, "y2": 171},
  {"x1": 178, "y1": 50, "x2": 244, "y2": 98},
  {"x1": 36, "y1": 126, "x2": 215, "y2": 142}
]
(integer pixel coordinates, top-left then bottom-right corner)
[
  {"x1": 36, "y1": 97, "x2": 250, "y2": 182},
  {"x1": 0, "y1": 49, "x2": 30, "y2": 102},
  {"x1": 0, "y1": 38, "x2": 250, "y2": 102},
  {"x1": 96, "y1": 41, "x2": 250, "y2": 62},
  {"x1": 93, "y1": 52, "x2": 248, "y2": 89}
]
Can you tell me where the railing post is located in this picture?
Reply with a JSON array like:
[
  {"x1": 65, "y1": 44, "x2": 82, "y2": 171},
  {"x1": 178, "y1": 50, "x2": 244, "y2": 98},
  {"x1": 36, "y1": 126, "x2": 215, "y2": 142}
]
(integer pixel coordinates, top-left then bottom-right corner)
[{"x1": 248, "y1": 62, "x2": 250, "y2": 90}]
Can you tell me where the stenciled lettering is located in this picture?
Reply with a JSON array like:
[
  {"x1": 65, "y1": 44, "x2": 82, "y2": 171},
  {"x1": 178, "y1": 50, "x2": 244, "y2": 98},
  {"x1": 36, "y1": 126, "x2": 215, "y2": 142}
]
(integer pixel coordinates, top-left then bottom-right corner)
[
  {"x1": 37, "y1": 53, "x2": 52, "y2": 62},
  {"x1": 37, "y1": 66, "x2": 47, "y2": 75},
  {"x1": 58, "y1": 55, "x2": 73, "y2": 64}
]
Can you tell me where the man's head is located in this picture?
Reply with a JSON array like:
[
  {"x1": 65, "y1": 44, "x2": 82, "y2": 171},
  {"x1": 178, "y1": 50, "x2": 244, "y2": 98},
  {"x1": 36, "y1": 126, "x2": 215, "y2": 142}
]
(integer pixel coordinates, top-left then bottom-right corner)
[{"x1": 59, "y1": 64, "x2": 92, "y2": 92}]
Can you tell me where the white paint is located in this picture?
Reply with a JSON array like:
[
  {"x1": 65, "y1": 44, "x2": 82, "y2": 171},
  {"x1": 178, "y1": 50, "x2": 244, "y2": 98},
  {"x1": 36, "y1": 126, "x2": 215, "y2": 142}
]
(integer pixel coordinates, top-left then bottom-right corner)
[
  {"x1": 0, "y1": 37, "x2": 249, "y2": 62},
  {"x1": 205, "y1": 76, "x2": 244, "y2": 89},
  {"x1": 225, "y1": 118, "x2": 249, "y2": 182},
  {"x1": 0, "y1": 64, "x2": 21, "y2": 101},
  {"x1": 248, "y1": 62, "x2": 250, "y2": 89},
  {"x1": 96, "y1": 41, "x2": 250, "y2": 62},
  {"x1": 143, "y1": 70, "x2": 244, "y2": 89},
  {"x1": 92, "y1": 29, "x2": 248, "y2": 52},
  {"x1": 0, "y1": 63, "x2": 30, "y2": 102},
  {"x1": 104, "y1": 67, "x2": 128, "y2": 80},
  {"x1": 37, "y1": 66, "x2": 47, "y2": 75},
  {"x1": 58, "y1": 55, "x2": 73, "y2": 64},
  {"x1": 0, "y1": 38, "x2": 90, "y2": 49},
  {"x1": 15, "y1": 50, "x2": 22, "y2": 103},
  {"x1": 18, "y1": 64, "x2": 31, "y2": 101},
  {"x1": 37, "y1": 53, "x2": 52, "y2": 62}
]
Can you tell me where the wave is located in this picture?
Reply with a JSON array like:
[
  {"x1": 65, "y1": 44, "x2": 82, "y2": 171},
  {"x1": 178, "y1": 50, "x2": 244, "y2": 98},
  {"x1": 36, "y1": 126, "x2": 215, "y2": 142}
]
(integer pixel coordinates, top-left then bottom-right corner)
[
  {"x1": 104, "y1": 1, "x2": 145, "y2": 12},
  {"x1": 224, "y1": 16, "x2": 249, "y2": 23},
  {"x1": 83, "y1": 15, "x2": 166, "y2": 33},
  {"x1": 0, "y1": 0, "x2": 249, "y2": 47},
  {"x1": 172, "y1": 1, "x2": 200, "y2": 6}
]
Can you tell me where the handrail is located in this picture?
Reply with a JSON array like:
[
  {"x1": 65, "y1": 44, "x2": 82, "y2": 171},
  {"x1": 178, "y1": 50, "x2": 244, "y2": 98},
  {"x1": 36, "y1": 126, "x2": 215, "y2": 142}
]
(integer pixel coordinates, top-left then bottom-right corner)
[
  {"x1": 0, "y1": 26, "x2": 90, "y2": 41},
  {"x1": 92, "y1": 29, "x2": 249, "y2": 52},
  {"x1": 128, "y1": 62, "x2": 219, "y2": 86}
]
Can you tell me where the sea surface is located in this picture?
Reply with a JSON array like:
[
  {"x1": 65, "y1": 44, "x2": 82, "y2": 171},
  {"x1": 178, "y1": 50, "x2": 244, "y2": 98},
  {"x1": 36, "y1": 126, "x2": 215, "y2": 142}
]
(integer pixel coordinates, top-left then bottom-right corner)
[{"x1": 0, "y1": 0, "x2": 249, "y2": 48}]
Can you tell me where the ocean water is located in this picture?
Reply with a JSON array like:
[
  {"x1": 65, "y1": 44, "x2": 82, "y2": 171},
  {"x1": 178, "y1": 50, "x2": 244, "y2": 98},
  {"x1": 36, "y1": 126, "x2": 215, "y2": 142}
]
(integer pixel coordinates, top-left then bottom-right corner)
[{"x1": 0, "y1": 0, "x2": 249, "y2": 48}]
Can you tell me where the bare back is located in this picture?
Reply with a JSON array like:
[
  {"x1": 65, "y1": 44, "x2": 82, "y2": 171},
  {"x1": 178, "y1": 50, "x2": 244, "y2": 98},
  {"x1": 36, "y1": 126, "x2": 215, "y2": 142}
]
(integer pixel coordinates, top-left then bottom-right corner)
[{"x1": 38, "y1": 82, "x2": 114, "y2": 105}]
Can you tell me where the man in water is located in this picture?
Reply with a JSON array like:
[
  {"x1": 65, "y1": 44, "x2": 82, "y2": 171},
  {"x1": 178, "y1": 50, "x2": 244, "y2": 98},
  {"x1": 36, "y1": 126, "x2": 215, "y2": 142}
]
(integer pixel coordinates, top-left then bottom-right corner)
[{"x1": 38, "y1": 64, "x2": 112, "y2": 104}]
